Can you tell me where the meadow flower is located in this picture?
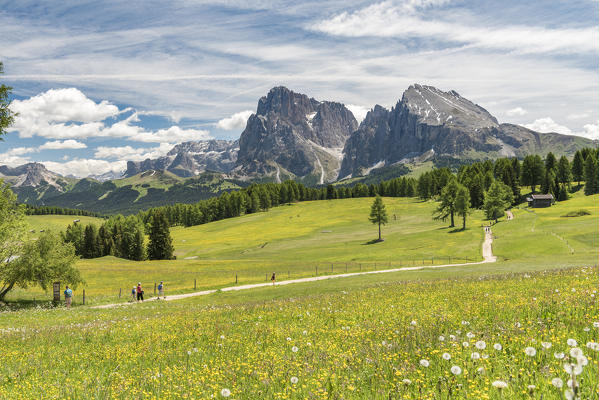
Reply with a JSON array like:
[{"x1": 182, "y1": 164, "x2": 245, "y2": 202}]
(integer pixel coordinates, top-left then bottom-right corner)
[
  {"x1": 466, "y1": 332, "x2": 475, "y2": 339},
  {"x1": 475, "y1": 340, "x2": 486, "y2": 350},
  {"x1": 477, "y1": 367, "x2": 485, "y2": 374},
  {"x1": 286, "y1": 337, "x2": 292, "y2": 341},
  {"x1": 492, "y1": 380, "x2": 508, "y2": 389},
  {"x1": 442, "y1": 352, "x2": 451, "y2": 360},
  {"x1": 593, "y1": 322, "x2": 599, "y2": 328},
  {"x1": 290, "y1": 376, "x2": 299, "y2": 384},
  {"x1": 564, "y1": 363, "x2": 583, "y2": 376},
  {"x1": 493, "y1": 343, "x2": 502, "y2": 351},
  {"x1": 420, "y1": 359, "x2": 430, "y2": 367},
  {"x1": 187, "y1": 350, "x2": 192, "y2": 355},
  {"x1": 291, "y1": 346, "x2": 299, "y2": 353},
  {"x1": 569, "y1": 348, "x2": 582, "y2": 358},
  {"x1": 564, "y1": 389, "x2": 575, "y2": 400},
  {"x1": 541, "y1": 342, "x2": 552, "y2": 349},
  {"x1": 528, "y1": 385, "x2": 536, "y2": 390},
  {"x1": 449, "y1": 335, "x2": 456, "y2": 341},
  {"x1": 551, "y1": 377, "x2": 563, "y2": 388},
  {"x1": 525, "y1": 347, "x2": 536, "y2": 357},
  {"x1": 567, "y1": 338, "x2": 577, "y2": 347},
  {"x1": 583, "y1": 327, "x2": 590, "y2": 332},
  {"x1": 482, "y1": 354, "x2": 489, "y2": 359},
  {"x1": 462, "y1": 342, "x2": 469, "y2": 347},
  {"x1": 220, "y1": 388, "x2": 231, "y2": 397},
  {"x1": 451, "y1": 366, "x2": 462, "y2": 375},
  {"x1": 220, "y1": 335, "x2": 225, "y2": 339},
  {"x1": 402, "y1": 379, "x2": 412, "y2": 384},
  {"x1": 410, "y1": 320, "x2": 417, "y2": 326},
  {"x1": 554, "y1": 352, "x2": 565, "y2": 359},
  {"x1": 515, "y1": 322, "x2": 521, "y2": 328},
  {"x1": 576, "y1": 355, "x2": 588, "y2": 366},
  {"x1": 471, "y1": 352, "x2": 480, "y2": 360},
  {"x1": 438, "y1": 335, "x2": 445, "y2": 342}
]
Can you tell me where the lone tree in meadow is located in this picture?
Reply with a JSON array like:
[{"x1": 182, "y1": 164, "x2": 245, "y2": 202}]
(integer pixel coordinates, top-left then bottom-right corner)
[
  {"x1": 433, "y1": 178, "x2": 460, "y2": 227},
  {"x1": 147, "y1": 210, "x2": 175, "y2": 260},
  {"x1": 369, "y1": 195, "x2": 388, "y2": 242},
  {"x1": 483, "y1": 181, "x2": 514, "y2": 223},
  {"x1": 0, "y1": 183, "x2": 81, "y2": 301},
  {"x1": 454, "y1": 185, "x2": 471, "y2": 230}
]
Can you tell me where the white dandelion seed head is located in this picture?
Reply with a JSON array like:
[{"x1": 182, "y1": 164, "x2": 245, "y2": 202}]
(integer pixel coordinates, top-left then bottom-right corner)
[
  {"x1": 583, "y1": 327, "x2": 590, "y2": 332},
  {"x1": 449, "y1": 335, "x2": 456, "y2": 341},
  {"x1": 220, "y1": 335, "x2": 225, "y2": 340},
  {"x1": 187, "y1": 350, "x2": 192, "y2": 355},
  {"x1": 567, "y1": 338, "x2": 577, "y2": 347},
  {"x1": 471, "y1": 352, "x2": 480, "y2": 360},
  {"x1": 475, "y1": 341, "x2": 486, "y2": 350},
  {"x1": 290, "y1": 376, "x2": 299, "y2": 384},
  {"x1": 554, "y1": 352, "x2": 565, "y2": 359},
  {"x1": 528, "y1": 385, "x2": 536, "y2": 390},
  {"x1": 492, "y1": 380, "x2": 508, "y2": 389},
  {"x1": 193, "y1": 348, "x2": 198, "y2": 352},
  {"x1": 286, "y1": 337, "x2": 292, "y2": 341},
  {"x1": 442, "y1": 352, "x2": 451, "y2": 360},
  {"x1": 541, "y1": 342, "x2": 552, "y2": 349},
  {"x1": 451, "y1": 366, "x2": 462, "y2": 375},
  {"x1": 291, "y1": 346, "x2": 299, "y2": 353},
  {"x1": 515, "y1": 322, "x2": 522, "y2": 328},
  {"x1": 569, "y1": 348, "x2": 583, "y2": 358},
  {"x1": 220, "y1": 388, "x2": 231, "y2": 397},
  {"x1": 419, "y1": 359, "x2": 430, "y2": 367},
  {"x1": 302, "y1": 330, "x2": 307, "y2": 335},
  {"x1": 577, "y1": 355, "x2": 588, "y2": 366},
  {"x1": 551, "y1": 377, "x2": 563, "y2": 388},
  {"x1": 482, "y1": 354, "x2": 489, "y2": 359},
  {"x1": 462, "y1": 342, "x2": 470, "y2": 347},
  {"x1": 438, "y1": 335, "x2": 445, "y2": 342},
  {"x1": 493, "y1": 343, "x2": 502, "y2": 351},
  {"x1": 477, "y1": 367, "x2": 485, "y2": 374},
  {"x1": 593, "y1": 322, "x2": 599, "y2": 328},
  {"x1": 564, "y1": 388, "x2": 575, "y2": 400},
  {"x1": 402, "y1": 379, "x2": 412, "y2": 384},
  {"x1": 410, "y1": 320, "x2": 417, "y2": 326},
  {"x1": 525, "y1": 347, "x2": 537, "y2": 357},
  {"x1": 466, "y1": 332, "x2": 475, "y2": 339}
]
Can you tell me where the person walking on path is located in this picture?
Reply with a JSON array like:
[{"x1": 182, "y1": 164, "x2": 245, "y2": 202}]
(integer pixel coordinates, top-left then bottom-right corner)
[
  {"x1": 130, "y1": 286, "x2": 136, "y2": 302},
  {"x1": 136, "y1": 283, "x2": 144, "y2": 302},
  {"x1": 157, "y1": 281, "x2": 165, "y2": 299},
  {"x1": 271, "y1": 272, "x2": 276, "y2": 286},
  {"x1": 64, "y1": 285, "x2": 73, "y2": 308}
]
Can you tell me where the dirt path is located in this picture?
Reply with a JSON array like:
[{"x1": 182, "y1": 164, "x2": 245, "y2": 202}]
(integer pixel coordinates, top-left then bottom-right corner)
[{"x1": 94, "y1": 228, "x2": 497, "y2": 309}]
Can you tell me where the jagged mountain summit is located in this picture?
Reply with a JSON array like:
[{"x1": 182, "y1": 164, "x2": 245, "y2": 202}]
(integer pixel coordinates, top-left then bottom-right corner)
[
  {"x1": 124, "y1": 139, "x2": 239, "y2": 178},
  {"x1": 339, "y1": 84, "x2": 596, "y2": 178},
  {"x1": 233, "y1": 86, "x2": 358, "y2": 184},
  {"x1": 0, "y1": 163, "x2": 69, "y2": 190}
]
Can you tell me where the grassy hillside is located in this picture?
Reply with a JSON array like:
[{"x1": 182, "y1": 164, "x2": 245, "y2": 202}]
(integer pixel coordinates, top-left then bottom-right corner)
[
  {"x1": 9, "y1": 197, "x2": 487, "y2": 304},
  {"x1": 13, "y1": 170, "x2": 244, "y2": 214},
  {"x1": 25, "y1": 215, "x2": 105, "y2": 235}
]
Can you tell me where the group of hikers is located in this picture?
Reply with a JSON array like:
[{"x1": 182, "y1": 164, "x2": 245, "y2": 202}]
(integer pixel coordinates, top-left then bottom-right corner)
[
  {"x1": 61, "y1": 281, "x2": 167, "y2": 308},
  {"x1": 129, "y1": 281, "x2": 166, "y2": 302}
]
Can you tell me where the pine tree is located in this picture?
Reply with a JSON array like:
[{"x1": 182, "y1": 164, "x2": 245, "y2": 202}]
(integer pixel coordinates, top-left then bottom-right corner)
[
  {"x1": 369, "y1": 195, "x2": 388, "y2": 242},
  {"x1": 147, "y1": 210, "x2": 175, "y2": 260},
  {"x1": 483, "y1": 181, "x2": 514, "y2": 222},
  {"x1": 455, "y1": 184, "x2": 471, "y2": 230},
  {"x1": 433, "y1": 178, "x2": 460, "y2": 227},
  {"x1": 572, "y1": 150, "x2": 584, "y2": 187},
  {"x1": 82, "y1": 224, "x2": 99, "y2": 258},
  {"x1": 584, "y1": 154, "x2": 596, "y2": 195}
]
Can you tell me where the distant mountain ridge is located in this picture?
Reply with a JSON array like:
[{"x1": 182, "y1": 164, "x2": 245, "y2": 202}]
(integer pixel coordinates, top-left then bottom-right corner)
[{"x1": 2, "y1": 84, "x2": 597, "y2": 213}]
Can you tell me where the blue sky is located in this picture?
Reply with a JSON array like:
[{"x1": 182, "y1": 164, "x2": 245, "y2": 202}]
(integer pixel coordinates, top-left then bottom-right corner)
[{"x1": 1, "y1": 0, "x2": 599, "y2": 177}]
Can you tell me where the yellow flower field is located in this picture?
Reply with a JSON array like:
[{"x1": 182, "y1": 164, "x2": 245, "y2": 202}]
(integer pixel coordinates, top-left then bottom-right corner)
[{"x1": 1, "y1": 267, "x2": 598, "y2": 399}]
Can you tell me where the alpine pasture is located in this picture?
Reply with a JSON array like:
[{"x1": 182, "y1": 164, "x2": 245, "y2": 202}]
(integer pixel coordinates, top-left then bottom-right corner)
[{"x1": 2, "y1": 195, "x2": 599, "y2": 399}]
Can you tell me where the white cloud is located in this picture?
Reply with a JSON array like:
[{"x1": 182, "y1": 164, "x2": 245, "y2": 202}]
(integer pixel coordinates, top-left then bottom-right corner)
[
  {"x1": 313, "y1": 2, "x2": 599, "y2": 56},
  {"x1": 216, "y1": 110, "x2": 253, "y2": 131},
  {"x1": 94, "y1": 143, "x2": 174, "y2": 161},
  {"x1": 346, "y1": 104, "x2": 369, "y2": 124},
  {"x1": 4, "y1": 147, "x2": 37, "y2": 156},
  {"x1": 8, "y1": 89, "x2": 212, "y2": 143},
  {"x1": 567, "y1": 112, "x2": 591, "y2": 120},
  {"x1": 523, "y1": 117, "x2": 599, "y2": 140},
  {"x1": 39, "y1": 140, "x2": 87, "y2": 150},
  {"x1": 506, "y1": 107, "x2": 528, "y2": 117},
  {"x1": 43, "y1": 159, "x2": 128, "y2": 178},
  {"x1": 524, "y1": 117, "x2": 573, "y2": 135},
  {"x1": 582, "y1": 121, "x2": 599, "y2": 140}
]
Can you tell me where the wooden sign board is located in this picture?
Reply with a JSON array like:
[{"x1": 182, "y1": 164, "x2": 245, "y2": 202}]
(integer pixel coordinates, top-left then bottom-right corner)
[{"x1": 53, "y1": 282, "x2": 60, "y2": 302}]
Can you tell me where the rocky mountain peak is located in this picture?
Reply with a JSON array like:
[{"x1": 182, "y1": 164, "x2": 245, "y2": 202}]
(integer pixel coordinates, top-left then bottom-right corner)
[
  {"x1": 401, "y1": 83, "x2": 498, "y2": 129},
  {"x1": 0, "y1": 162, "x2": 65, "y2": 189}
]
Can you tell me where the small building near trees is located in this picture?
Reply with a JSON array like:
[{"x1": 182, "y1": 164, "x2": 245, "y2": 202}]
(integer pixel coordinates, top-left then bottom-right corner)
[{"x1": 527, "y1": 193, "x2": 554, "y2": 208}]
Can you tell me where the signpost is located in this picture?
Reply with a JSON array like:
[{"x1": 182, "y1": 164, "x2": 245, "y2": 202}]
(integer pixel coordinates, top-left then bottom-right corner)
[{"x1": 53, "y1": 282, "x2": 60, "y2": 305}]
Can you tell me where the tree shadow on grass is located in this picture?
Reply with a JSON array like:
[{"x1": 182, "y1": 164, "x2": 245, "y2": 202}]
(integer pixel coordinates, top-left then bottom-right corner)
[
  {"x1": 363, "y1": 238, "x2": 385, "y2": 245},
  {"x1": 448, "y1": 227, "x2": 466, "y2": 234}
]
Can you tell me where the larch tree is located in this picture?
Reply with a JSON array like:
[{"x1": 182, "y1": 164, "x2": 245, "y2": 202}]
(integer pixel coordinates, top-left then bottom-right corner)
[
  {"x1": 369, "y1": 195, "x2": 388, "y2": 242},
  {"x1": 454, "y1": 184, "x2": 471, "y2": 230},
  {"x1": 147, "y1": 210, "x2": 175, "y2": 260}
]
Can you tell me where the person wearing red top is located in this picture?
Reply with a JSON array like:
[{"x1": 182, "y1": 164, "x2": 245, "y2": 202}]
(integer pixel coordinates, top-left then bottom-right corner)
[{"x1": 136, "y1": 283, "x2": 144, "y2": 302}]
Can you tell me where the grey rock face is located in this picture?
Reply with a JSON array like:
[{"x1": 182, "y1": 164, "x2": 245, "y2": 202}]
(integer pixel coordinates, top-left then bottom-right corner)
[
  {"x1": 339, "y1": 84, "x2": 596, "y2": 178},
  {"x1": 124, "y1": 139, "x2": 239, "y2": 178},
  {"x1": 234, "y1": 86, "x2": 358, "y2": 183},
  {"x1": 0, "y1": 162, "x2": 65, "y2": 188}
]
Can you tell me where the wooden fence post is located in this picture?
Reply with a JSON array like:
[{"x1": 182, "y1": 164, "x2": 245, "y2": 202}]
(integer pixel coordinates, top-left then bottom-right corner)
[
  {"x1": 194, "y1": 279, "x2": 196, "y2": 290},
  {"x1": 316, "y1": 265, "x2": 318, "y2": 276},
  {"x1": 331, "y1": 263, "x2": 333, "y2": 273},
  {"x1": 83, "y1": 289, "x2": 86, "y2": 305},
  {"x1": 235, "y1": 274, "x2": 238, "y2": 284},
  {"x1": 119, "y1": 288, "x2": 121, "y2": 298},
  {"x1": 154, "y1": 282, "x2": 157, "y2": 296}
]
